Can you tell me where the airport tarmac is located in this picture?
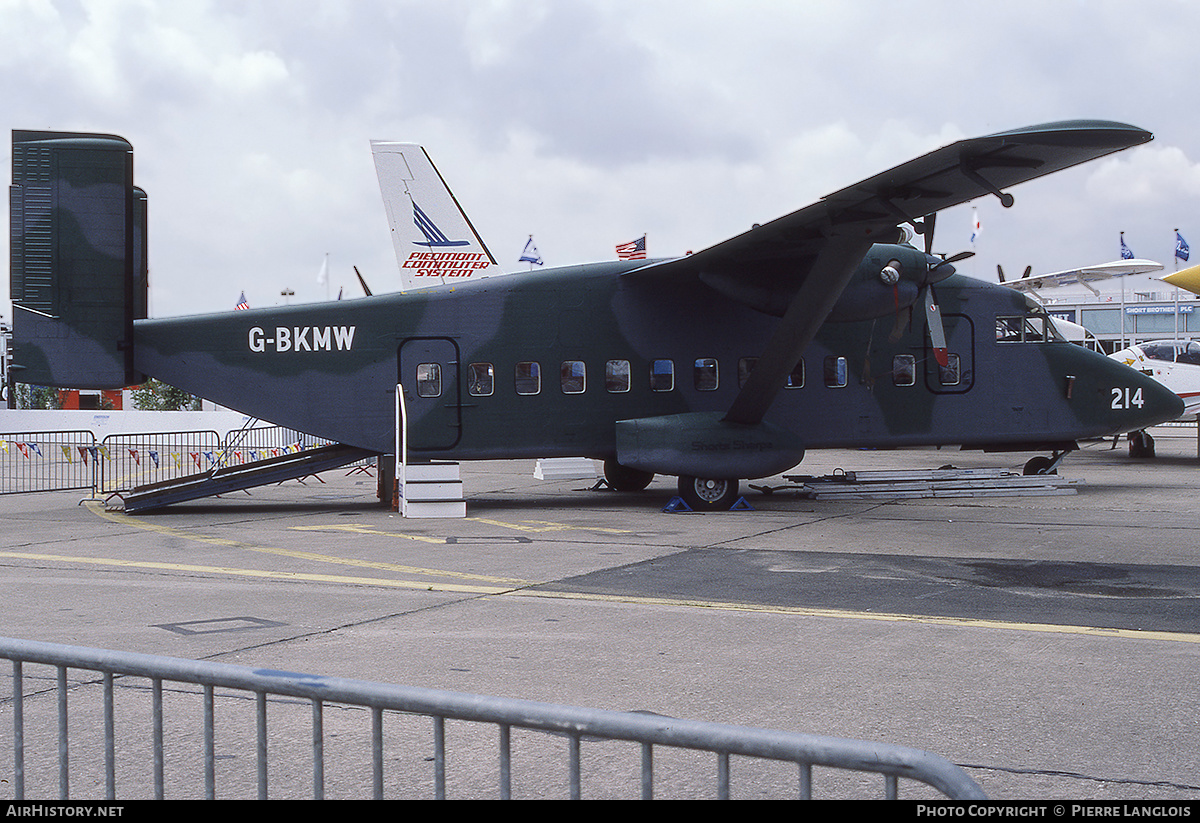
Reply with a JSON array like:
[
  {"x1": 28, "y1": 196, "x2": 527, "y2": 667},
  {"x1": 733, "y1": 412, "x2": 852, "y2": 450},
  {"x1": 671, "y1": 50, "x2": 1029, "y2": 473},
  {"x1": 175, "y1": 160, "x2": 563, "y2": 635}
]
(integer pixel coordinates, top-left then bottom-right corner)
[{"x1": 1, "y1": 427, "x2": 1199, "y2": 800}]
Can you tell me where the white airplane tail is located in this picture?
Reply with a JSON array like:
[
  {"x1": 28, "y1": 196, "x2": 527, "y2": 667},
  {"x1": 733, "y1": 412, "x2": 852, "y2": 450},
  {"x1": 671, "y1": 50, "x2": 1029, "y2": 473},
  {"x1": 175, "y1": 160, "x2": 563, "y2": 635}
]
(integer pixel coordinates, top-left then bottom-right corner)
[{"x1": 371, "y1": 142, "x2": 501, "y2": 289}]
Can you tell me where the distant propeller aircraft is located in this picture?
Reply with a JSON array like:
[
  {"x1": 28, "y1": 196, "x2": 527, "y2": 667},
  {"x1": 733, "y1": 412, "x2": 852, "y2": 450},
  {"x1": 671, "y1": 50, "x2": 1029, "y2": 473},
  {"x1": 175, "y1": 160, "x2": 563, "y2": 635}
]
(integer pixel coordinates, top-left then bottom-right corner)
[
  {"x1": 8, "y1": 123, "x2": 1184, "y2": 509},
  {"x1": 998, "y1": 258, "x2": 1164, "y2": 296}
]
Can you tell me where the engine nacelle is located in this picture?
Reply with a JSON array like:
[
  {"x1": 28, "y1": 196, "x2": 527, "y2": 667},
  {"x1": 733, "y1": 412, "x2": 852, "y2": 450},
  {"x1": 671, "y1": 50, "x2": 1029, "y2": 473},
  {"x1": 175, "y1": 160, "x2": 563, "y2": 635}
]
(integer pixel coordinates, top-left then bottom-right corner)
[{"x1": 827, "y1": 244, "x2": 942, "y2": 322}]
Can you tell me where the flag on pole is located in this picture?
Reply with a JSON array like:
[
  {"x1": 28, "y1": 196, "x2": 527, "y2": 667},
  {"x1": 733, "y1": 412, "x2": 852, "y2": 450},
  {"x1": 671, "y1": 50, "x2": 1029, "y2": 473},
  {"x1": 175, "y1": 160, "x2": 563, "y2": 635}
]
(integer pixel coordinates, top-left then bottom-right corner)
[
  {"x1": 1176, "y1": 230, "x2": 1190, "y2": 262},
  {"x1": 519, "y1": 236, "x2": 543, "y2": 266},
  {"x1": 970, "y1": 209, "x2": 980, "y2": 244},
  {"x1": 616, "y1": 235, "x2": 647, "y2": 260},
  {"x1": 1120, "y1": 232, "x2": 1134, "y2": 260},
  {"x1": 235, "y1": 292, "x2": 249, "y2": 310}
]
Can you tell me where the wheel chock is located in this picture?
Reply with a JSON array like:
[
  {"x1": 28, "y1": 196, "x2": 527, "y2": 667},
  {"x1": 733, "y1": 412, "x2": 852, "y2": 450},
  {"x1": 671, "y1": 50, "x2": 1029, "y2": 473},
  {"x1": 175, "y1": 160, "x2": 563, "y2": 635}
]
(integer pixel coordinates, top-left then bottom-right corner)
[
  {"x1": 661, "y1": 496, "x2": 693, "y2": 513},
  {"x1": 729, "y1": 496, "x2": 755, "y2": 511}
]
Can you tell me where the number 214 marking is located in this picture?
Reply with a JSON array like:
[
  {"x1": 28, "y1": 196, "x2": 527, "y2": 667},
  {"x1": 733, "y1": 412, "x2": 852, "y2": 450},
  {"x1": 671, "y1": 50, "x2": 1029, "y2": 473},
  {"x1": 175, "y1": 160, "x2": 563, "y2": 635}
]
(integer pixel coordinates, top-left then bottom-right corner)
[{"x1": 1111, "y1": 387, "x2": 1144, "y2": 410}]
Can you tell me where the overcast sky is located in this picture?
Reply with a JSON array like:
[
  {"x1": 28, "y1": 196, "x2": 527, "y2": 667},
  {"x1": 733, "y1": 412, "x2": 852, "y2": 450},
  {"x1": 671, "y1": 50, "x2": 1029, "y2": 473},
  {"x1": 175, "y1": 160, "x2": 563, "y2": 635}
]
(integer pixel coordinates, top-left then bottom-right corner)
[{"x1": 4, "y1": 0, "x2": 1200, "y2": 318}]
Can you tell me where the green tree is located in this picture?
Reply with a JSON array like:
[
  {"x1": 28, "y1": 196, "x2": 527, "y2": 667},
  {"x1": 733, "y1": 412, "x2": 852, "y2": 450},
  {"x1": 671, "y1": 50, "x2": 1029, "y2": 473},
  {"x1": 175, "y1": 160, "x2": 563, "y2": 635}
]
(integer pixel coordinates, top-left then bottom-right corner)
[
  {"x1": 14, "y1": 384, "x2": 60, "y2": 410},
  {"x1": 131, "y1": 379, "x2": 201, "y2": 411}
]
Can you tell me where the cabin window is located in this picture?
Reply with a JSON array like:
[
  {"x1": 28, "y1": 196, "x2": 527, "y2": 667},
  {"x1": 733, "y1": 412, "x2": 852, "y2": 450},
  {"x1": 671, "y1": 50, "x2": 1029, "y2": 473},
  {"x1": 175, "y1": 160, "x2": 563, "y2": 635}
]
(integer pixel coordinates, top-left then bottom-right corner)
[
  {"x1": 561, "y1": 360, "x2": 586, "y2": 394},
  {"x1": 785, "y1": 359, "x2": 805, "y2": 389},
  {"x1": 738, "y1": 358, "x2": 756, "y2": 387},
  {"x1": 939, "y1": 354, "x2": 961, "y2": 386},
  {"x1": 892, "y1": 355, "x2": 916, "y2": 386},
  {"x1": 515, "y1": 361, "x2": 541, "y2": 395},
  {"x1": 606, "y1": 360, "x2": 631, "y2": 393},
  {"x1": 824, "y1": 356, "x2": 847, "y2": 388},
  {"x1": 650, "y1": 359, "x2": 674, "y2": 392},
  {"x1": 694, "y1": 358, "x2": 718, "y2": 391},
  {"x1": 416, "y1": 363, "x2": 441, "y2": 398},
  {"x1": 468, "y1": 362, "x2": 494, "y2": 397}
]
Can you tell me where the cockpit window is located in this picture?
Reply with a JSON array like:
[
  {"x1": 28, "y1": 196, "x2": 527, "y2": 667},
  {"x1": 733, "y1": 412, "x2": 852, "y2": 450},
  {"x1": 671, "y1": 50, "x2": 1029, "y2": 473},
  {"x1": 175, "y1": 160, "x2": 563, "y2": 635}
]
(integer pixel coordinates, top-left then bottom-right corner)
[
  {"x1": 1142, "y1": 340, "x2": 1200, "y2": 365},
  {"x1": 996, "y1": 309, "x2": 1064, "y2": 343}
]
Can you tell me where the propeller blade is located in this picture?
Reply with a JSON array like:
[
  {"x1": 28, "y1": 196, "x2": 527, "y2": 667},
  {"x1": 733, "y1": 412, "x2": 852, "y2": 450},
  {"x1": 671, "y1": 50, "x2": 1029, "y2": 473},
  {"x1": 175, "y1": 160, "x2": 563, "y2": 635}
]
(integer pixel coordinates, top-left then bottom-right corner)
[
  {"x1": 1022, "y1": 265, "x2": 1032, "y2": 280},
  {"x1": 922, "y1": 213, "x2": 936, "y2": 256},
  {"x1": 923, "y1": 286, "x2": 949, "y2": 368},
  {"x1": 943, "y1": 251, "x2": 974, "y2": 264},
  {"x1": 997, "y1": 264, "x2": 1006, "y2": 283},
  {"x1": 354, "y1": 266, "x2": 373, "y2": 297}
]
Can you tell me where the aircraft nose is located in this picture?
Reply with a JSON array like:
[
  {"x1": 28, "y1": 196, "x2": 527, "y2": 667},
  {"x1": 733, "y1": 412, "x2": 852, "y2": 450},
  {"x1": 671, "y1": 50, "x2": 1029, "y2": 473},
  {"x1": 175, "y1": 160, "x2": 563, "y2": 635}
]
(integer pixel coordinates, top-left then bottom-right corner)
[
  {"x1": 1115, "y1": 363, "x2": 1185, "y2": 432},
  {"x1": 1144, "y1": 371, "x2": 1186, "y2": 424}
]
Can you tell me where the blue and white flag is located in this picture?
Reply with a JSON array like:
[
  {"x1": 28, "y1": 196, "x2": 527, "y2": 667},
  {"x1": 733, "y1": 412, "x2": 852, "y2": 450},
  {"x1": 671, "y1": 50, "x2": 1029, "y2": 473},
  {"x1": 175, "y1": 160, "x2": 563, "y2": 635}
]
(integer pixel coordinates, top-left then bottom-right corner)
[
  {"x1": 970, "y1": 209, "x2": 981, "y2": 244},
  {"x1": 1120, "y1": 233, "x2": 1134, "y2": 260},
  {"x1": 519, "y1": 236, "x2": 543, "y2": 266},
  {"x1": 1176, "y1": 231, "x2": 1190, "y2": 262}
]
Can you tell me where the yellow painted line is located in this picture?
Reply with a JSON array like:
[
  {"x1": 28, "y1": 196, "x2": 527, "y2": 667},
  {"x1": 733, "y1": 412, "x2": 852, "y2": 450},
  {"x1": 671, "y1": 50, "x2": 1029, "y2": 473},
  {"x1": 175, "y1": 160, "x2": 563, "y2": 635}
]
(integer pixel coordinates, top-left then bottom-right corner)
[
  {"x1": 290, "y1": 523, "x2": 446, "y2": 544},
  {"x1": 82, "y1": 500, "x2": 532, "y2": 587},
  {"x1": 80, "y1": 503, "x2": 1200, "y2": 645},
  {"x1": 466, "y1": 517, "x2": 633, "y2": 535},
  {"x1": 514, "y1": 589, "x2": 1200, "y2": 645},
  {"x1": 0, "y1": 551, "x2": 515, "y2": 594}
]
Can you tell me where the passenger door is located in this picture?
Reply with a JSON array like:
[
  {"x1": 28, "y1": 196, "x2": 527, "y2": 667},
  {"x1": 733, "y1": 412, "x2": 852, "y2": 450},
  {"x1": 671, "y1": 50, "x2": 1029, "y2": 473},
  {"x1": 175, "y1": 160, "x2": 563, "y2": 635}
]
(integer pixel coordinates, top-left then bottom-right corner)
[{"x1": 398, "y1": 337, "x2": 462, "y2": 450}]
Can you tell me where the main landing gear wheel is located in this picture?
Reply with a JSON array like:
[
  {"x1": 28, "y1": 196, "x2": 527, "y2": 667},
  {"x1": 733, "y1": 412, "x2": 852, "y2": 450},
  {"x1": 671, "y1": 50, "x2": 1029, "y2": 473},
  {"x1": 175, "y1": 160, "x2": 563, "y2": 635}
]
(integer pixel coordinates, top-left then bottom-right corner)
[
  {"x1": 603, "y1": 459, "x2": 654, "y2": 492},
  {"x1": 1022, "y1": 456, "x2": 1056, "y2": 476},
  {"x1": 677, "y1": 476, "x2": 739, "y2": 511}
]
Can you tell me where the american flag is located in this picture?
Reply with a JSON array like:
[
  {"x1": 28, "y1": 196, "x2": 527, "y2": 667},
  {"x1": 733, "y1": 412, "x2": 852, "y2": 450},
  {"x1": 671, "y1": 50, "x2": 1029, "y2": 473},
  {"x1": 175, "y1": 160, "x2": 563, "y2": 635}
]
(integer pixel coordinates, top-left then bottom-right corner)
[
  {"x1": 616, "y1": 235, "x2": 646, "y2": 260},
  {"x1": 235, "y1": 291, "x2": 250, "y2": 311}
]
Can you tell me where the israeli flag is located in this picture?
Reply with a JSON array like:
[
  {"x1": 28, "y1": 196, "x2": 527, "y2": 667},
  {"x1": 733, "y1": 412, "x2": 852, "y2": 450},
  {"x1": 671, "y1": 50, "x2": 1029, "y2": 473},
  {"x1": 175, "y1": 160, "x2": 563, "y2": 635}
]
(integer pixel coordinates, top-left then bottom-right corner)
[
  {"x1": 1177, "y1": 231, "x2": 1190, "y2": 262},
  {"x1": 519, "y1": 236, "x2": 543, "y2": 266}
]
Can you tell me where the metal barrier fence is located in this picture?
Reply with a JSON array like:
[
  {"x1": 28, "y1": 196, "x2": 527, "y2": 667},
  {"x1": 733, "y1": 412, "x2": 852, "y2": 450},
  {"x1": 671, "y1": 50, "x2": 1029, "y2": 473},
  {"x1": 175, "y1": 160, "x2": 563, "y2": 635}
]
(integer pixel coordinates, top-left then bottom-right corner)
[
  {"x1": 0, "y1": 637, "x2": 987, "y2": 800},
  {"x1": 96, "y1": 427, "x2": 333, "y2": 494},
  {"x1": 0, "y1": 426, "x2": 337, "y2": 496},
  {"x1": 0, "y1": 431, "x2": 98, "y2": 495}
]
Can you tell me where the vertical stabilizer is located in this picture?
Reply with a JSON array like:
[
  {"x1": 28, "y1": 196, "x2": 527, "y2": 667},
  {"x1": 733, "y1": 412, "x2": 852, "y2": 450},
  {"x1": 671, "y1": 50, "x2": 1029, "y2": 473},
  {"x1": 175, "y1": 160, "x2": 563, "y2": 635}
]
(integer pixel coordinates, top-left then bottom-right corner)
[
  {"x1": 9, "y1": 130, "x2": 147, "y2": 389},
  {"x1": 371, "y1": 142, "x2": 501, "y2": 289}
]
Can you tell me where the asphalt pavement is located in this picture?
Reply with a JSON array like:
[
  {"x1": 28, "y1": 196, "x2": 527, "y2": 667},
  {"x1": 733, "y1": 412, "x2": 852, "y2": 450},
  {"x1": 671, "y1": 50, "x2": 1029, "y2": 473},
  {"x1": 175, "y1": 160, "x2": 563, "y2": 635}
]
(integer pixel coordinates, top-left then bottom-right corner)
[{"x1": 1, "y1": 427, "x2": 1198, "y2": 800}]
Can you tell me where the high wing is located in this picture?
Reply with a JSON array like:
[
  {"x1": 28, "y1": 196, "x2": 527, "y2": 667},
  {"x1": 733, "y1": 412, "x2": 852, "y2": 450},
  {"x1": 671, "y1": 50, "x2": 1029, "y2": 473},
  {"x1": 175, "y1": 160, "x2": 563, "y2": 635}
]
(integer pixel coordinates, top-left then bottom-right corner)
[
  {"x1": 628, "y1": 120, "x2": 1153, "y2": 426},
  {"x1": 1002, "y1": 258, "x2": 1162, "y2": 294}
]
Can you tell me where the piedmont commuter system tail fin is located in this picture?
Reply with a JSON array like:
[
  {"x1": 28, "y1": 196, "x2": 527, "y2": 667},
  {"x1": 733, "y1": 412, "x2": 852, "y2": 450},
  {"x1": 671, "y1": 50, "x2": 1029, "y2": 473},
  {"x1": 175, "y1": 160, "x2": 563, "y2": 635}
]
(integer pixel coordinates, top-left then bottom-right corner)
[{"x1": 370, "y1": 141, "x2": 501, "y2": 290}]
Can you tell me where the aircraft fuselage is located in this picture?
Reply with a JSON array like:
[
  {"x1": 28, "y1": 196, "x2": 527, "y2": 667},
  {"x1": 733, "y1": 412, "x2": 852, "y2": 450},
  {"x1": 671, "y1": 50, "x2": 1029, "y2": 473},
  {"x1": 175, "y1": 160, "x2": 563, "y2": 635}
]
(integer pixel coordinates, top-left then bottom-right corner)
[{"x1": 131, "y1": 252, "x2": 1181, "y2": 474}]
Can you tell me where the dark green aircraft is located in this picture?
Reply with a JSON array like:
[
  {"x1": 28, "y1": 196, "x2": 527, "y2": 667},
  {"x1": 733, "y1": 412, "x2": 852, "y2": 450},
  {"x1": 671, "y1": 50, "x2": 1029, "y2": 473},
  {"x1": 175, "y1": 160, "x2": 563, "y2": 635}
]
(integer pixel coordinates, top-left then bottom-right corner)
[{"x1": 8, "y1": 124, "x2": 1184, "y2": 510}]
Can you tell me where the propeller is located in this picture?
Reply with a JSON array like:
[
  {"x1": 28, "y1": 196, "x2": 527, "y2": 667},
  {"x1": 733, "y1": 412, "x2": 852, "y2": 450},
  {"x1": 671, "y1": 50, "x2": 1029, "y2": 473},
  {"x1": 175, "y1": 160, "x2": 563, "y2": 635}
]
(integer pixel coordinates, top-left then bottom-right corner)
[
  {"x1": 996, "y1": 264, "x2": 1032, "y2": 284},
  {"x1": 354, "y1": 266, "x2": 373, "y2": 297},
  {"x1": 915, "y1": 213, "x2": 965, "y2": 368},
  {"x1": 923, "y1": 286, "x2": 949, "y2": 368}
]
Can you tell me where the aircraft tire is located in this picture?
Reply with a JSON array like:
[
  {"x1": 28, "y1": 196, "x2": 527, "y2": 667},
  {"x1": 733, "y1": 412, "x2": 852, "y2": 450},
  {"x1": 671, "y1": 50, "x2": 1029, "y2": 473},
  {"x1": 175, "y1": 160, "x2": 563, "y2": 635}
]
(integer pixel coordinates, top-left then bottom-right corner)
[
  {"x1": 677, "y1": 476, "x2": 739, "y2": 511},
  {"x1": 1128, "y1": 430, "x2": 1156, "y2": 458},
  {"x1": 603, "y1": 460, "x2": 655, "y2": 492},
  {"x1": 1022, "y1": 456, "x2": 1056, "y2": 476}
]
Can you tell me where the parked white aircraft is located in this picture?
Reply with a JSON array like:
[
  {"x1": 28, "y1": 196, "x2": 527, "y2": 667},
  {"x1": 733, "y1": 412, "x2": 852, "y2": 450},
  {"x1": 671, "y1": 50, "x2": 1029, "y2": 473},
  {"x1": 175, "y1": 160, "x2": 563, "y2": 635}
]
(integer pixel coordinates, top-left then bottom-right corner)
[
  {"x1": 998, "y1": 258, "x2": 1163, "y2": 296},
  {"x1": 1110, "y1": 340, "x2": 1200, "y2": 418}
]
